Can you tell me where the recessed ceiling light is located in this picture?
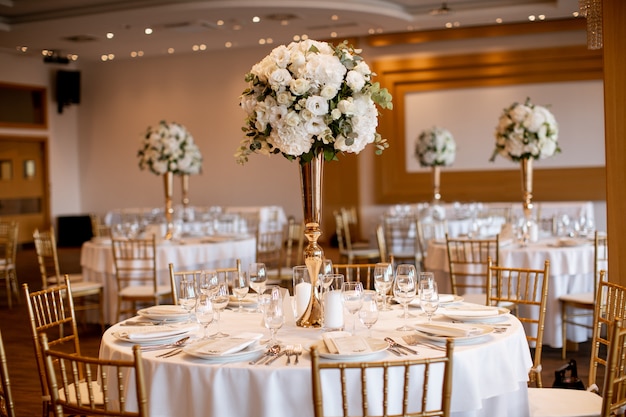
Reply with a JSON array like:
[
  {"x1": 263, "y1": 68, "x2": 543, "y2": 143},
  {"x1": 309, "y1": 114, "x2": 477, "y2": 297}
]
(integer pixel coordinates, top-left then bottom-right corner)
[
  {"x1": 496, "y1": 18, "x2": 503, "y2": 24},
  {"x1": 252, "y1": 16, "x2": 260, "y2": 23},
  {"x1": 225, "y1": 41, "x2": 232, "y2": 48},
  {"x1": 167, "y1": 48, "x2": 174, "y2": 54},
  {"x1": 106, "y1": 32, "x2": 114, "y2": 39},
  {"x1": 528, "y1": 15, "x2": 536, "y2": 21},
  {"x1": 144, "y1": 28, "x2": 153, "y2": 35},
  {"x1": 217, "y1": 20, "x2": 224, "y2": 26}
]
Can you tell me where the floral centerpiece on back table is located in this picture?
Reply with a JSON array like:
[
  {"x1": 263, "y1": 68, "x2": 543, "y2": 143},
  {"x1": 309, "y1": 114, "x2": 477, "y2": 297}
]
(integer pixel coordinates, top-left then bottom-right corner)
[
  {"x1": 415, "y1": 127, "x2": 456, "y2": 204},
  {"x1": 235, "y1": 39, "x2": 392, "y2": 327},
  {"x1": 138, "y1": 120, "x2": 202, "y2": 237},
  {"x1": 490, "y1": 98, "x2": 560, "y2": 231}
]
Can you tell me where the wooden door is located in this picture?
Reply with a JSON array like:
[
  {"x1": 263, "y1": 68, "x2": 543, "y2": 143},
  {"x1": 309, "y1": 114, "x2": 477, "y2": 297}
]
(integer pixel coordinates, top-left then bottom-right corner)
[{"x1": 0, "y1": 136, "x2": 49, "y2": 244}]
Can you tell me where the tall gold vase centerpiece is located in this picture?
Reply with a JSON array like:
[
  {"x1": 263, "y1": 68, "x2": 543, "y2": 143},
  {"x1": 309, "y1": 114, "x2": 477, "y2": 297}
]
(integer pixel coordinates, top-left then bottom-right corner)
[
  {"x1": 490, "y1": 97, "x2": 560, "y2": 226},
  {"x1": 236, "y1": 39, "x2": 393, "y2": 328},
  {"x1": 138, "y1": 120, "x2": 203, "y2": 239},
  {"x1": 415, "y1": 127, "x2": 456, "y2": 205}
]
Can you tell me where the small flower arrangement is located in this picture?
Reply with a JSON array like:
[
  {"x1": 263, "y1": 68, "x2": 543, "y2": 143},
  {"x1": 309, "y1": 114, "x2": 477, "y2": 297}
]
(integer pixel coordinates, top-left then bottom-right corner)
[
  {"x1": 490, "y1": 97, "x2": 560, "y2": 162},
  {"x1": 138, "y1": 120, "x2": 202, "y2": 175},
  {"x1": 415, "y1": 127, "x2": 456, "y2": 167},
  {"x1": 235, "y1": 39, "x2": 393, "y2": 165}
]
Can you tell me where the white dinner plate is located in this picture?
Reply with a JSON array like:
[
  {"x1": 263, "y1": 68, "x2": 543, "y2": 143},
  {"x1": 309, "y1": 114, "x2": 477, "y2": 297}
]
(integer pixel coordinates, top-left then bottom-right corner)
[
  {"x1": 409, "y1": 294, "x2": 463, "y2": 307},
  {"x1": 183, "y1": 342, "x2": 264, "y2": 363},
  {"x1": 413, "y1": 324, "x2": 494, "y2": 345},
  {"x1": 228, "y1": 294, "x2": 257, "y2": 308},
  {"x1": 309, "y1": 338, "x2": 389, "y2": 361},
  {"x1": 111, "y1": 327, "x2": 194, "y2": 346},
  {"x1": 137, "y1": 305, "x2": 191, "y2": 322},
  {"x1": 441, "y1": 306, "x2": 510, "y2": 323},
  {"x1": 550, "y1": 238, "x2": 588, "y2": 247}
]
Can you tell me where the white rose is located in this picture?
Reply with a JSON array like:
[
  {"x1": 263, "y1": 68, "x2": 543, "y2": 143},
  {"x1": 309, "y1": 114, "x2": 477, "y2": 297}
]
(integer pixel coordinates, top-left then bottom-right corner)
[
  {"x1": 319, "y1": 85, "x2": 338, "y2": 100},
  {"x1": 270, "y1": 45, "x2": 291, "y2": 68},
  {"x1": 524, "y1": 106, "x2": 548, "y2": 133},
  {"x1": 290, "y1": 78, "x2": 310, "y2": 96},
  {"x1": 346, "y1": 70, "x2": 366, "y2": 92},
  {"x1": 305, "y1": 95, "x2": 329, "y2": 116},
  {"x1": 337, "y1": 98, "x2": 356, "y2": 115},
  {"x1": 353, "y1": 61, "x2": 371, "y2": 76},
  {"x1": 268, "y1": 68, "x2": 292, "y2": 91},
  {"x1": 509, "y1": 104, "x2": 531, "y2": 124}
]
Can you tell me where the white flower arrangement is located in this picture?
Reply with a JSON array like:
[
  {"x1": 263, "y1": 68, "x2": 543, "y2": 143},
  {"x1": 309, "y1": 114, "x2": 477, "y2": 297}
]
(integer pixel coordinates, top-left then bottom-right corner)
[
  {"x1": 235, "y1": 39, "x2": 393, "y2": 165},
  {"x1": 415, "y1": 127, "x2": 456, "y2": 167},
  {"x1": 490, "y1": 98, "x2": 560, "y2": 162},
  {"x1": 138, "y1": 120, "x2": 202, "y2": 175}
]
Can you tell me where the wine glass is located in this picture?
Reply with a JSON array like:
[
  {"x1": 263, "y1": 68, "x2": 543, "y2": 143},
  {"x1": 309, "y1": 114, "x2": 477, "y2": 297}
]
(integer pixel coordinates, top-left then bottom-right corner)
[
  {"x1": 393, "y1": 265, "x2": 417, "y2": 331},
  {"x1": 359, "y1": 290, "x2": 379, "y2": 338},
  {"x1": 248, "y1": 263, "x2": 267, "y2": 312},
  {"x1": 263, "y1": 297, "x2": 284, "y2": 347},
  {"x1": 198, "y1": 270, "x2": 218, "y2": 297},
  {"x1": 195, "y1": 296, "x2": 214, "y2": 339},
  {"x1": 419, "y1": 280, "x2": 439, "y2": 322},
  {"x1": 341, "y1": 281, "x2": 364, "y2": 336},
  {"x1": 394, "y1": 264, "x2": 417, "y2": 317},
  {"x1": 231, "y1": 271, "x2": 250, "y2": 313},
  {"x1": 319, "y1": 259, "x2": 334, "y2": 295},
  {"x1": 210, "y1": 282, "x2": 229, "y2": 338},
  {"x1": 178, "y1": 279, "x2": 197, "y2": 323},
  {"x1": 373, "y1": 262, "x2": 393, "y2": 311}
]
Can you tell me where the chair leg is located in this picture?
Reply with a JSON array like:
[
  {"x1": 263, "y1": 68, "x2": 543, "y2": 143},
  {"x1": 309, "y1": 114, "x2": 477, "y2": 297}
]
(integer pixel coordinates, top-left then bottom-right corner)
[{"x1": 561, "y1": 302, "x2": 568, "y2": 360}]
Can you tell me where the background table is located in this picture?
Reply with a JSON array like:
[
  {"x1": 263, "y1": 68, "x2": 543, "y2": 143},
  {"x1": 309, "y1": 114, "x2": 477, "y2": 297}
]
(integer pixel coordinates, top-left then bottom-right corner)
[
  {"x1": 81, "y1": 236, "x2": 256, "y2": 324},
  {"x1": 100, "y1": 304, "x2": 533, "y2": 417},
  {"x1": 425, "y1": 237, "x2": 595, "y2": 348}
]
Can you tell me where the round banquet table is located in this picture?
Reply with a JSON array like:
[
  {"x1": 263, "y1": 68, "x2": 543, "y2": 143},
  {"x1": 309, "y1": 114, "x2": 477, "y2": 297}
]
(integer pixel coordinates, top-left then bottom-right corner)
[
  {"x1": 100, "y1": 301, "x2": 533, "y2": 417},
  {"x1": 80, "y1": 236, "x2": 256, "y2": 324},
  {"x1": 425, "y1": 236, "x2": 595, "y2": 348}
]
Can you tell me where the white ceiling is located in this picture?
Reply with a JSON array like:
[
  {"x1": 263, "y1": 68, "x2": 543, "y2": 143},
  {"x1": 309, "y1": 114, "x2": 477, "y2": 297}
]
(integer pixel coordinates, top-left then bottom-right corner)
[{"x1": 0, "y1": 0, "x2": 582, "y2": 63}]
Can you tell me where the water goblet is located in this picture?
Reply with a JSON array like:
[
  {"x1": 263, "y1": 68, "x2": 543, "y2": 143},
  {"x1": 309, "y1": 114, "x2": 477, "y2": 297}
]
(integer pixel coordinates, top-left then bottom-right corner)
[
  {"x1": 373, "y1": 262, "x2": 393, "y2": 311},
  {"x1": 263, "y1": 297, "x2": 284, "y2": 347},
  {"x1": 393, "y1": 265, "x2": 416, "y2": 331},
  {"x1": 419, "y1": 280, "x2": 439, "y2": 322},
  {"x1": 179, "y1": 279, "x2": 198, "y2": 323},
  {"x1": 198, "y1": 270, "x2": 218, "y2": 297},
  {"x1": 195, "y1": 296, "x2": 214, "y2": 339},
  {"x1": 359, "y1": 290, "x2": 379, "y2": 338},
  {"x1": 210, "y1": 282, "x2": 229, "y2": 338},
  {"x1": 231, "y1": 271, "x2": 250, "y2": 313},
  {"x1": 341, "y1": 281, "x2": 364, "y2": 336},
  {"x1": 318, "y1": 259, "x2": 334, "y2": 294},
  {"x1": 248, "y1": 263, "x2": 267, "y2": 312}
]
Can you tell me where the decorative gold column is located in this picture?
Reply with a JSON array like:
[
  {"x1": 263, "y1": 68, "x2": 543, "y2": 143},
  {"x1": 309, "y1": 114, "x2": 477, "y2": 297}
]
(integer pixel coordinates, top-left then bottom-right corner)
[
  {"x1": 432, "y1": 165, "x2": 441, "y2": 202},
  {"x1": 521, "y1": 158, "x2": 534, "y2": 220},
  {"x1": 181, "y1": 173, "x2": 190, "y2": 221},
  {"x1": 163, "y1": 171, "x2": 174, "y2": 240},
  {"x1": 297, "y1": 152, "x2": 324, "y2": 328}
]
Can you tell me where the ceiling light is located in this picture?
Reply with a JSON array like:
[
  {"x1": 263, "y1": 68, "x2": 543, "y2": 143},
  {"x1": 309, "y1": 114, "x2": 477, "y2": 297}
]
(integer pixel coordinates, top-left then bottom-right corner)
[
  {"x1": 331, "y1": 15, "x2": 339, "y2": 21},
  {"x1": 144, "y1": 28, "x2": 153, "y2": 35},
  {"x1": 167, "y1": 48, "x2": 174, "y2": 54},
  {"x1": 330, "y1": 32, "x2": 337, "y2": 38},
  {"x1": 217, "y1": 20, "x2": 224, "y2": 26},
  {"x1": 528, "y1": 15, "x2": 536, "y2": 21},
  {"x1": 538, "y1": 15, "x2": 546, "y2": 20},
  {"x1": 496, "y1": 18, "x2": 503, "y2": 24},
  {"x1": 106, "y1": 32, "x2": 114, "y2": 39},
  {"x1": 225, "y1": 42, "x2": 232, "y2": 48},
  {"x1": 252, "y1": 16, "x2": 260, "y2": 23}
]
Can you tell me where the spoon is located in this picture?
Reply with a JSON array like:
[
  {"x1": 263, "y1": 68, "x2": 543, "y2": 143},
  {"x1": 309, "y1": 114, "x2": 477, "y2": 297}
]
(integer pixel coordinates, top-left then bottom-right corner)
[
  {"x1": 250, "y1": 344, "x2": 280, "y2": 365},
  {"x1": 141, "y1": 336, "x2": 190, "y2": 352}
]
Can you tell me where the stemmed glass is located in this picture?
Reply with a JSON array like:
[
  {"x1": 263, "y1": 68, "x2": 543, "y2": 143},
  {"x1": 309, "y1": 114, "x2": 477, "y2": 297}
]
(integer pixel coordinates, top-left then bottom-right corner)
[
  {"x1": 359, "y1": 290, "x2": 379, "y2": 338},
  {"x1": 393, "y1": 264, "x2": 417, "y2": 331},
  {"x1": 198, "y1": 270, "x2": 218, "y2": 297},
  {"x1": 195, "y1": 296, "x2": 214, "y2": 339},
  {"x1": 231, "y1": 271, "x2": 250, "y2": 313},
  {"x1": 419, "y1": 279, "x2": 439, "y2": 322},
  {"x1": 248, "y1": 263, "x2": 267, "y2": 312},
  {"x1": 263, "y1": 296, "x2": 284, "y2": 347},
  {"x1": 210, "y1": 282, "x2": 229, "y2": 338},
  {"x1": 341, "y1": 281, "x2": 364, "y2": 336},
  {"x1": 373, "y1": 262, "x2": 393, "y2": 311},
  {"x1": 319, "y1": 259, "x2": 334, "y2": 294},
  {"x1": 178, "y1": 279, "x2": 198, "y2": 323}
]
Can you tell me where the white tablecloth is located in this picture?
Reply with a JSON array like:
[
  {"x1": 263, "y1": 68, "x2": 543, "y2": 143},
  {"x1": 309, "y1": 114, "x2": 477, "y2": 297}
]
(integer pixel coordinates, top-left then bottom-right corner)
[
  {"x1": 425, "y1": 237, "x2": 595, "y2": 348},
  {"x1": 100, "y1": 304, "x2": 532, "y2": 417},
  {"x1": 80, "y1": 236, "x2": 256, "y2": 324}
]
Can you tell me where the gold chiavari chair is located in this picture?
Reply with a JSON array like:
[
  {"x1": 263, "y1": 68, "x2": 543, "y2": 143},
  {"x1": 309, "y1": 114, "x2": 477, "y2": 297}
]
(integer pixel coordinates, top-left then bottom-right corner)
[
  {"x1": 331, "y1": 263, "x2": 377, "y2": 289},
  {"x1": 33, "y1": 228, "x2": 105, "y2": 332},
  {"x1": 416, "y1": 219, "x2": 448, "y2": 272},
  {"x1": 487, "y1": 259, "x2": 550, "y2": 388},
  {"x1": 382, "y1": 213, "x2": 419, "y2": 267},
  {"x1": 23, "y1": 276, "x2": 94, "y2": 417},
  {"x1": 559, "y1": 230, "x2": 608, "y2": 359},
  {"x1": 168, "y1": 264, "x2": 201, "y2": 306},
  {"x1": 0, "y1": 328, "x2": 16, "y2": 417},
  {"x1": 0, "y1": 221, "x2": 19, "y2": 308},
  {"x1": 527, "y1": 277, "x2": 626, "y2": 417},
  {"x1": 445, "y1": 233, "x2": 499, "y2": 305},
  {"x1": 41, "y1": 332, "x2": 149, "y2": 417},
  {"x1": 267, "y1": 217, "x2": 304, "y2": 290},
  {"x1": 111, "y1": 236, "x2": 171, "y2": 322},
  {"x1": 334, "y1": 210, "x2": 379, "y2": 264},
  {"x1": 310, "y1": 339, "x2": 455, "y2": 417}
]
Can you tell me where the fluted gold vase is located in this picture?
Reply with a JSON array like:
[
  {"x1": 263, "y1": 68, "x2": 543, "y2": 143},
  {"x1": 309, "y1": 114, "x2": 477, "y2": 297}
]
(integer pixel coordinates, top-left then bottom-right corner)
[
  {"x1": 520, "y1": 158, "x2": 534, "y2": 220},
  {"x1": 181, "y1": 173, "x2": 190, "y2": 221},
  {"x1": 163, "y1": 171, "x2": 174, "y2": 240},
  {"x1": 296, "y1": 152, "x2": 324, "y2": 328},
  {"x1": 432, "y1": 165, "x2": 441, "y2": 203}
]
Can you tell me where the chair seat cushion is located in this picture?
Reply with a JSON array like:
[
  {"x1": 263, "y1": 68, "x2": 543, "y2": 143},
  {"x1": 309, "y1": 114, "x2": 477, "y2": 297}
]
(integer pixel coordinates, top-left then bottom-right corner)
[
  {"x1": 528, "y1": 387, "x2": 602, "y2": 417},
  {"x1": 59, "y1": 380, "x2": 104, "y2": 406},
  {"x1": 70, "y1": 281, "x2": 103, "y2": 293},
  {"x1": 120, "y1": 285, "x2": 171, "y2": 297},
  {"x1": 558, "y1": 292, "x2": 594, "y2": 305}
]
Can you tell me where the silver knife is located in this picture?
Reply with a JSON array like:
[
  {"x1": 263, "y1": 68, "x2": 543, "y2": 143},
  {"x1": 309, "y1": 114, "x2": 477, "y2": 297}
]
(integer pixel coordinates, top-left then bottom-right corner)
[{"x1": 265, "y1": 350, "x2": 287, "y2": 365}]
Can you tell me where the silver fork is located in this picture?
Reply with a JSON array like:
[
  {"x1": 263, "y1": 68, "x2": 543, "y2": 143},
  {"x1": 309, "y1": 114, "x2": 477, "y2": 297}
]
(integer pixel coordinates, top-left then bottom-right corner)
[
  {"x1": 293, "y1": 344, "x2": 302, "y2": 365},
  {"x1": 285, "y1": 345, "x2": 294, "y2": 365}
]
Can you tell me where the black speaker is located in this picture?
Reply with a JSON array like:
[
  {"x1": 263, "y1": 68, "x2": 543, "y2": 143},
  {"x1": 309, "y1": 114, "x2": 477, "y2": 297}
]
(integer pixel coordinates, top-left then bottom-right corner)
[{"x1": 56, "y1": 70, "x2": 80, "y2": 113}]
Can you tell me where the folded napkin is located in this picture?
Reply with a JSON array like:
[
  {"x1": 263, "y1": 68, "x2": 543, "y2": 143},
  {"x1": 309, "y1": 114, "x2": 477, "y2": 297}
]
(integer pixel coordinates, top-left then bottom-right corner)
[
  {"x1": 443, "y1": 305, "x2": 500, "y2": 317},
  {"x1": 141, "y1": 305, "x2": 188, "y2": 316},
  {"x1": 118, "y1": 323, "x2": 195, "y2": 340},
  {"x1": 197, "y1": 332, "x2": 263, "y2": 355},
  {"x1": 322, "y1": 331, "x2": 372, "y2": 355},
  {"x1": 414, "y1": 322, "x2": 483, "y2": 338}
]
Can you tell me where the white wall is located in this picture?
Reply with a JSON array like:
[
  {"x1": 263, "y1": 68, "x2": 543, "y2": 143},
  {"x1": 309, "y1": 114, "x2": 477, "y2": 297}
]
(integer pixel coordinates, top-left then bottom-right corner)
[{"x1": 0, "y1": 29, "x2": 607, "y2": 233}]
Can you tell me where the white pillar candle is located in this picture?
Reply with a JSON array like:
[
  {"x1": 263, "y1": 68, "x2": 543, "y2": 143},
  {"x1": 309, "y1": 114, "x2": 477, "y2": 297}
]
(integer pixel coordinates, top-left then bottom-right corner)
[
  {"x1": 295, "y1": 282, "x2": 312, "y2": 318},
  {"x1": 323, "y1": 290, "x2": 344, "y2": 330}
]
